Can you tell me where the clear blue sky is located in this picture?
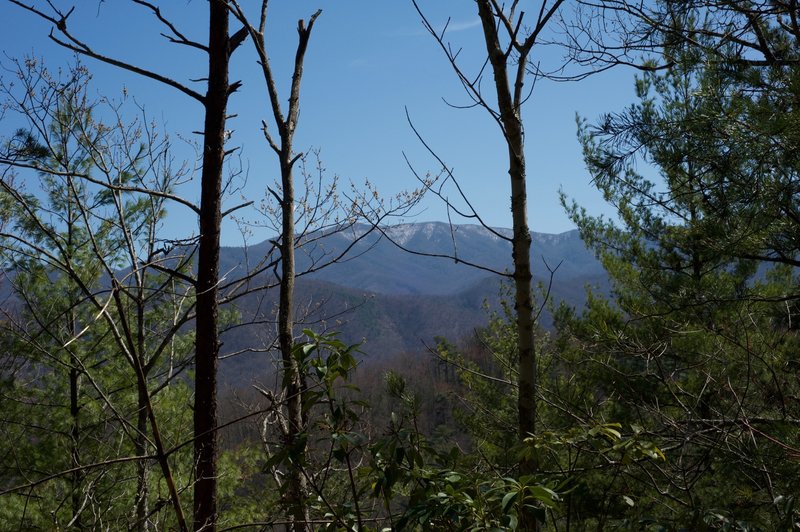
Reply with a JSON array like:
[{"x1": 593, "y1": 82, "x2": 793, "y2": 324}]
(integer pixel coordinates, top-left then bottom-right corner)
[{"x1": 1, "y1": 1, "x2": 636, "y2": 245}]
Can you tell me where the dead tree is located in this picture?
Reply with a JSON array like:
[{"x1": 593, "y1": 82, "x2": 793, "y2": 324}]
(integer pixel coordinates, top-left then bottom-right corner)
[{"x1": 226, "y1": 3, "x2": 321, "y2": 528}]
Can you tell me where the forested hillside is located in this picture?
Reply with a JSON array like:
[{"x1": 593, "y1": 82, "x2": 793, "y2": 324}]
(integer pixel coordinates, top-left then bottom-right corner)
[
  {"x1": 217, "y1": 223, "x2": 607, "y2": 385},
  {"x1": 2, "y1": 1, "x2": 800, "y2": 531}
]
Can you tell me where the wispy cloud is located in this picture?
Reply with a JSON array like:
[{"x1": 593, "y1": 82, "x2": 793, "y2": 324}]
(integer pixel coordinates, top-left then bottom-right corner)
[
  {"x1": 392, "y1": 17, "x2": 481, "y2": 37},
  {"x1": 439, "y1": 18, "x2": 481, "y2": 33}
]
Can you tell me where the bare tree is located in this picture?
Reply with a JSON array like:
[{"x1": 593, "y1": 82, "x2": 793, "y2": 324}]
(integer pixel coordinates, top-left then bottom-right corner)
[
  {"x1": 564, "y1": 0, "x2": 800, "y2": 72},
  {"x1": 0, "y1": 60, "x2": 196, "y2": 531},
  {"x1": 224, "y1": 5, "x2": 321, "y2": 528},
  {"x1": 215, "y1": 4, "x2": 435, "y2": 527},
  {"x1": 412, "y1": 0, "x2": 563, "y2": 528},
  {"x1": 5, "y1": 2, "x2": 250, "y2": 529},
  {"x1": 406, "y1": 1, "x2": 567, "y2": 528}
]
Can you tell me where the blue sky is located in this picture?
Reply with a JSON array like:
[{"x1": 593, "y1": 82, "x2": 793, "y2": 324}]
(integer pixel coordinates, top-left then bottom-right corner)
[{"x1": 1, "y1": 1, "x2": 638, "y2": 245}]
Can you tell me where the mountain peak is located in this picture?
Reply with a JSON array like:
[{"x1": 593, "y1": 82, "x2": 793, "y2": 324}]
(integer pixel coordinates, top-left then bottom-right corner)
[
  {"x1": 360, "y1": 221, "x2": 579, "y2": 246},
  {"x1": 222, "y1": 221, "x2": 595, "y2": 296}
]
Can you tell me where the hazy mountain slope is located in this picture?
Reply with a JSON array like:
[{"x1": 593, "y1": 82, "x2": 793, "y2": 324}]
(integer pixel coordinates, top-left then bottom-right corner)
[
  {"x1": 219, "y1": 276, "x2": 491, "y2": 385},
  {"x1": 218, "y1": 273, "x2": 609, "y2": 387},
  {"x1": 0, "y1": 222, "x2": 608, "y2": 387},
  {"x1": 220, "y1": 222, "x2": 604, "y2": 296},
  {"x1": 194, "y1": 223, "x2": 609, "y2": 386}
]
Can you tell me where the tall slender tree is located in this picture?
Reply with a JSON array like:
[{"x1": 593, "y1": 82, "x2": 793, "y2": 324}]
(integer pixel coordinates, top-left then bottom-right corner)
[
  {"x1": 228, "y1": 6, "x2": 322, "y2": 526},
  {"x1": 409, "y1": 2, "x2": 565, "y2": 527}
]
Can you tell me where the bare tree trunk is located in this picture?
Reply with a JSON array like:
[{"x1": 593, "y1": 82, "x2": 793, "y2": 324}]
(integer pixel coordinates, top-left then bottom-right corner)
[
  {"x1": 69, "y1": 364, "x2": 83, "y2": 530},
  {"x1": 407, "y1": 13, "x2": 560, "y2": 530},
  {"x1": 66, "y1": 194, "x2": 84, "y2": 530},
  {"x1": 229, "y1": 6, "x2": 320, "y2": 528},
  {"x1": 134, "y1": 267, "x2": 150, "y2": 532},
  {"x1": 474, "y1": 1, "x2": 558, "y2": 529},
  {"x1": 475, "y1": 0, "x2": 537, "y2": 446},
  {"x1": 276, "y1": 16, "x2": 319, "y2": 528},
  {"x1": 509, "y1": 156, "x2": 536, "y2": 455},
  {"x1": 278, "y1": 152, "x2": 310, "y2": 531},
  {"x1": 193, "y1": 2, "x2": 232, "y2": 530}
]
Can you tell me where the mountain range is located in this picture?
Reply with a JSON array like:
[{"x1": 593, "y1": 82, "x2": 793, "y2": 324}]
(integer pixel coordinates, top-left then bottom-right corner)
[
  {"x1": 217, "y1": 222, "x2": 609, "y2": 386},
  {"x1": 0, "y1": 222, "x2": 609, "y2": 386}
]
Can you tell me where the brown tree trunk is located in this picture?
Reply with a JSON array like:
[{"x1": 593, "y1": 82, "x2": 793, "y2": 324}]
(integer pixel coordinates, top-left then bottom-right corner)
[
  {"x1": 135, "y1": 292, "x2": 149, "y2": 532},
  {"x1": 193, "y1": 1, "x2": 232, "y2": 530},
  {"x1": 66, "y1": 197, "x2": 84, "y2": 531},
  {"x1": 476, "y1": 0, "x2": 537, "y2": 449},
  {"x1": 278, "y1": 152, "x2": 310, "y2": 531},
  {"x1": 237, "y1": 8, "x2": 321, "y2": 528},
  {"x1": 69, "y1": 364, "x2": 83, "y2": 530},
  {"x1": 476, "y1": 1, "x2": 538, "y2": 529},
  {"x1": 5, "y1": 4, "x2": 239, "y2": 529}
]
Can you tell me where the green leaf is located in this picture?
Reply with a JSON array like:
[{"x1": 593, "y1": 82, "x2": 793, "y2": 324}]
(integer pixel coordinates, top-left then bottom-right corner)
[
  {"x1": 502, "y1": 491, "x2": 519, "y2": 513},
  {"x1": 527, "y1": 485, "x2": 559, "y2": 507},
  {"x1": 445, "y1": 473, "x2": 462, "y2": 483}
]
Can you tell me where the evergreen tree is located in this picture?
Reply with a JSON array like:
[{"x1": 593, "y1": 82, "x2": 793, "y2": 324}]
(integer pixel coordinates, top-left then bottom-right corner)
[
  {"x1": 0, "y1": 61, "x2": 195, "y2": 530},
  {"x1": 559, "y1": 34, "x2": 800, "y2": 528}
]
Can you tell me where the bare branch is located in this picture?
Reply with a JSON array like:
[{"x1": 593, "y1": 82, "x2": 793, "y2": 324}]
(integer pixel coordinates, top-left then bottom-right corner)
[
  {"x1": 131, "y1": 0, "x2": 209, "y2": 52},
  {"x1": 8, "y1": 1, "x2": 205, "y2": 102}
]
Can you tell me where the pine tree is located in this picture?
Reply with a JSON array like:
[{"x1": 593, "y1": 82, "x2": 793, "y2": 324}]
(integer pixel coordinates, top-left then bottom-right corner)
[{"x1": 559, "y1": 35, "x2": 800, "y2": 528}]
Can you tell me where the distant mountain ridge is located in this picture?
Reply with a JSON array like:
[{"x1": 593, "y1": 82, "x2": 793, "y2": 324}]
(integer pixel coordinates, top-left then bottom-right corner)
[
  {"x1": 0, "y1": 222, "x2": 609, "y2": 386},
  {"x1": 221, "y1": 222, "x2": 606, "y2": 296},
  {"x1": 217, "y1": 222, "x2": 608, "y2": 385}
]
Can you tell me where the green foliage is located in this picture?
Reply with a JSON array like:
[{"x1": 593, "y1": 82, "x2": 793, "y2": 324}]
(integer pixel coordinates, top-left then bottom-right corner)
[
  {"x1": 0, "y1": 60, "x2": 195, "y2": 530},
  {"x1": 365, "y1": 302, "x2": 667, "y2": 531},
  {"x1": 557, "y1": 22, "x2": 800, "y2": 529},
  {"x1": 251, "y1": 330, "x2": 373, "y2": 529}
]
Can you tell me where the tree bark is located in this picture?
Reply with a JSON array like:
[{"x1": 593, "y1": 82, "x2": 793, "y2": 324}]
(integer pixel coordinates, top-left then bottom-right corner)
[
  {"x1": 476, "y1": 1, "x2": 538, "y2": 528},
  {"x1": 66, "y1": 190, "x2": 84, "y2": 531},
  {"x1": 134, "y1": 265, "x2": 150, "y2": 532},
  {"x1": 193, "y1": 1, "x2": 232, "y2": 530},
  {"x1": 235, "y1": 7, "x2": 321, "y2": 527},
  {"x1": 475, "y1": 0, "x2": 536, "y2": 451},
  {"x1": 134, "y1": 386, "x2": 149, "y2": 532},
  {"x1": 69, "y1": 364, "x2": 83, "y2": 530},
  {"x1": 278, "y1": 148, "x2": 309, "y2": 531},
  {"x1": 276, "y1": 15, "x2": 320, "y2": 531}
]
